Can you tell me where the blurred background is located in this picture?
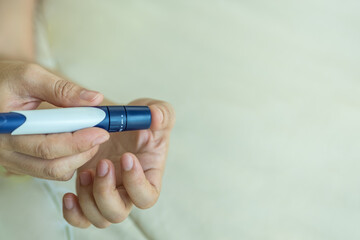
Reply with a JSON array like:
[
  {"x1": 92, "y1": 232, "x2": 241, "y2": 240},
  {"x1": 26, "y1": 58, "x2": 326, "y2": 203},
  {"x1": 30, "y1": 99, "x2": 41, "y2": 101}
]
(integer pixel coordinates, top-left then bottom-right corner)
[{"x1": 1, "y1": 0, "x2": 360, "y2": 239}]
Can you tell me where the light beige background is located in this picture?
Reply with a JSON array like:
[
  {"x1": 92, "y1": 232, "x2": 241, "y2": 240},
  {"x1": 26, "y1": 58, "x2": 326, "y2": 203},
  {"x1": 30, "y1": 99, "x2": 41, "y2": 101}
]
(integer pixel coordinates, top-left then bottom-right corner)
[{"x1": 1, "y1": 0, "x2": 360, "y2": 239}]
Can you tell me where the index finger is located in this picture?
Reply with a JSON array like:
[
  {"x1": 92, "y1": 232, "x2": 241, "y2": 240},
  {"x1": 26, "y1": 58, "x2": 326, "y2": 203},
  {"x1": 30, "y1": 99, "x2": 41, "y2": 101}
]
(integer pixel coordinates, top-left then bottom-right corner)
[{"x1": 0, "y1": 127, "x2": 109, "y2": 159}]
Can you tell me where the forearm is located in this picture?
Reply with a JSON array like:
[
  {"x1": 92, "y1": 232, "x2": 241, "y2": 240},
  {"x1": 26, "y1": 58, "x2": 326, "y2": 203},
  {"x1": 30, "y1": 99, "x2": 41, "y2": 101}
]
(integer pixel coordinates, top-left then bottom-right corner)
[{"x1": 0, "y1": 0, "x2": 36, "y2": 61}]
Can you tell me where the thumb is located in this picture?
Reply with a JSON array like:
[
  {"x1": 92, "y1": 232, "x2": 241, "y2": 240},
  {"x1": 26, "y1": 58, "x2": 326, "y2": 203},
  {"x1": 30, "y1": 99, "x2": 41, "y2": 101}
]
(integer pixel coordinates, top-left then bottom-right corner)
[{"x1": 23, "y1": 64, "x2": 103, "y2": 107}]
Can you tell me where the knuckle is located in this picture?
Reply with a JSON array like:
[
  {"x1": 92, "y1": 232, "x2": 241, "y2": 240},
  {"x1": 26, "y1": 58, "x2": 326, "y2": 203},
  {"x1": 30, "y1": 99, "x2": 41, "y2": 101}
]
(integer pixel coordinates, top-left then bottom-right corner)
[
  {"x1": 61, "y1": 171, "x2": 76, "y2": 181},
  {"x1": 78, "y1": 223, "x2": 91, "y2": 229},
  {"x1": 63, "y1": 213, "x2": 91, "y2": 228},
  {"x1": 93, "y1": 221, "x2": 110, "y2": 229},
  {"x1": 108, "y1": 213, "x2": 128, "y2": 224},
  {"x1": 71, "y1": 139, "x2": 87, "y2": 154},
  {"x1": 43, "y1": 165, "x2": 59, "y2": 179},
  {"x1": 65, "y1": 217, "x2": 90, "y2": 229},
  {"x1": 36, "y1": 141, "x2": 54, "y2": 159},
  {"x1": 54, "y1": 79, "x2": 77, "y2": 99},
  {"x1": 43, "y1": 163, "x2": 72, "y2": 181},
  {"x1": 138, "y1": 200, "x2": 156, "y2": 209},
  {"x1": 74, "y1": 221, "x2": 91, "y2": 229},
  {"x1": 23, "y1": 63, "x2": 42, "y2": 80}
]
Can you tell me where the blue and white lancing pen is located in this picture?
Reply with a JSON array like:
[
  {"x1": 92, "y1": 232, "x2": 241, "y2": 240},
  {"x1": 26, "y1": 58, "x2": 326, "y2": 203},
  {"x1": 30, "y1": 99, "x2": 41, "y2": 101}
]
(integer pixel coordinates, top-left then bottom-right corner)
[{"x1": 0, "y1": 106, "x2": 151, "y2": 135}]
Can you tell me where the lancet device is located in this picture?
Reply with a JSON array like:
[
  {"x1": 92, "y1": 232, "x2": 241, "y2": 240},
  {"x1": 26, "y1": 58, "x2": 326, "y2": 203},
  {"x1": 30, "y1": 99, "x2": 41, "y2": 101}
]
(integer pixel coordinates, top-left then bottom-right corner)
[{"x1": 0, "y1": 106, "x2": 151, "y2": 135}]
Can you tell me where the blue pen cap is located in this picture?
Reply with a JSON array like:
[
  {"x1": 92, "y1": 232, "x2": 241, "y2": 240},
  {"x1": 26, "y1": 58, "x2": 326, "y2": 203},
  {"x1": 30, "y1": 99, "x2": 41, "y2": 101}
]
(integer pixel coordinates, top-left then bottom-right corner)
[
  {"x1": 102, "y1": 106, "x2": 151, "y2": 132},
  {"x1": 124, "y1": 106, "x2": 152, "y2": 131}
]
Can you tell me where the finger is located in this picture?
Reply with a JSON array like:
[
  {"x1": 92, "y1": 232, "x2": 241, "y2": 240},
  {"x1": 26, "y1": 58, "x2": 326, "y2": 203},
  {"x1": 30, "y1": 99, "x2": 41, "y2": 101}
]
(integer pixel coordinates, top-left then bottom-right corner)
[
  {"x1": 149, "y1": 103, "x2": 175, "y2": 131},
  {"x1": 121, "y1": 153, "x2": 161, "y2": 209},
  {"x1": 63, "y1": 193, "x2": 91, "y2": 228},
  {"x1": 128, "y1": 98, "x2": 175, "y2": 131},
  {"x1": 0, "y1": 128, "x2": 109, "y2": 159},
  {"x1": 0, "y1": 145, "x2": 100, "y2": 181},
  {"x1": 22, "y1": 63, "x2": 103, "y2": 107},
  {"x1": 129, "y1": 98, "x2": 176, "y2": 131},
  {"x1": 77, "y1": 170, "x2": 111, "y2": 228},
  {"x1": 93, "y1": 159, "x2": 132, "y2": 223}
]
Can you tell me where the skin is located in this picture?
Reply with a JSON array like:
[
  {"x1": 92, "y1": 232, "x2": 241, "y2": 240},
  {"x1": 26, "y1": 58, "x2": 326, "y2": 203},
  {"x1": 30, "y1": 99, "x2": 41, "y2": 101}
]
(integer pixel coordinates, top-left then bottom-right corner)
[
  {"x1": 64, "y1": 99, "x2": 175, "y2": 228},
  {"x1": 0, "y1": 0, "x2": 35, "y2": 61},
  {"x1": 0, "y1": 0, "x2": 175, "y2": 228}
]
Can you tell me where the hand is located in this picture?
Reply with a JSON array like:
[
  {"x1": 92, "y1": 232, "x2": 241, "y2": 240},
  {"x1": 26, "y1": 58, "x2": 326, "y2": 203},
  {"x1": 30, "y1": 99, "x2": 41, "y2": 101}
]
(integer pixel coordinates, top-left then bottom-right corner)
[
  {"x1": 62, "y1": 99, "x2": 175, "y2": 228},
  {"x1": 0, "y1": 61, "x2": 110, "y2": 180}
]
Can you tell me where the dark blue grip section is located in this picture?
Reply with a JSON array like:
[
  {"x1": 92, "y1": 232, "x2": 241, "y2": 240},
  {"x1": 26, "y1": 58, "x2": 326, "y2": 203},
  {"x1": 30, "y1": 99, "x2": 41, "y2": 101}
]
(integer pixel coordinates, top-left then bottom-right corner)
[
  {"x1": 0, "y1": 112, "x2": 26, "y2": 134},
  {"x1": 107, "y1": 106, "x2": 127, "y2": 132},
  {"x1": 94, "y1": 106, "x2": 151, "y2": 132}
]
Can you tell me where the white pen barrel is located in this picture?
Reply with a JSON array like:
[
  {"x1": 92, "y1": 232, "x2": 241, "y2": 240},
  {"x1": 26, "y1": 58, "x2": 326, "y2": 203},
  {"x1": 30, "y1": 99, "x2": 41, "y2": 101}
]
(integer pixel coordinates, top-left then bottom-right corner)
[{"x1": 11, "y1": 107, "x2": 106, "y2": 135}]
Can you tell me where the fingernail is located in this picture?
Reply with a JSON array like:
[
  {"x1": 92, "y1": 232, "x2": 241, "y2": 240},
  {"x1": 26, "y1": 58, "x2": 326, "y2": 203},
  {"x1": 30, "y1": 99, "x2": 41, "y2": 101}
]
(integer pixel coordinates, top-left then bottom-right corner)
[
  {"x1": 64, "y1": 197, "x2": 74, "y2": 210},
  {"x1": 155, "y1": 106, "x2": 164, "y2": 123},
  {"x1": 79, "y1": 171, "x2": 92, "y2": 186},
  {"x1": 122, "y1": 154, "x2": 134, "y2": 171},
  {"x1": 92, "y1": 134, "x2": 109, "y2": 146},
  {"x1": 97, "y1": 160, "x2": 109, "y2": 177},
  {"x1": 80, "y1": 89, "x2": 100, "y2": 101}
]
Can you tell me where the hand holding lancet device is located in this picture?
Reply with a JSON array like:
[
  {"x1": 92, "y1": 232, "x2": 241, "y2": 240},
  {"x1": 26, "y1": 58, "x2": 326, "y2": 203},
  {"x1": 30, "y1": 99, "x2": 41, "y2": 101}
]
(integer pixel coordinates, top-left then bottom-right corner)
[{"x1": 0, "y1": 106, "x2": 151, "y2": 135}]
